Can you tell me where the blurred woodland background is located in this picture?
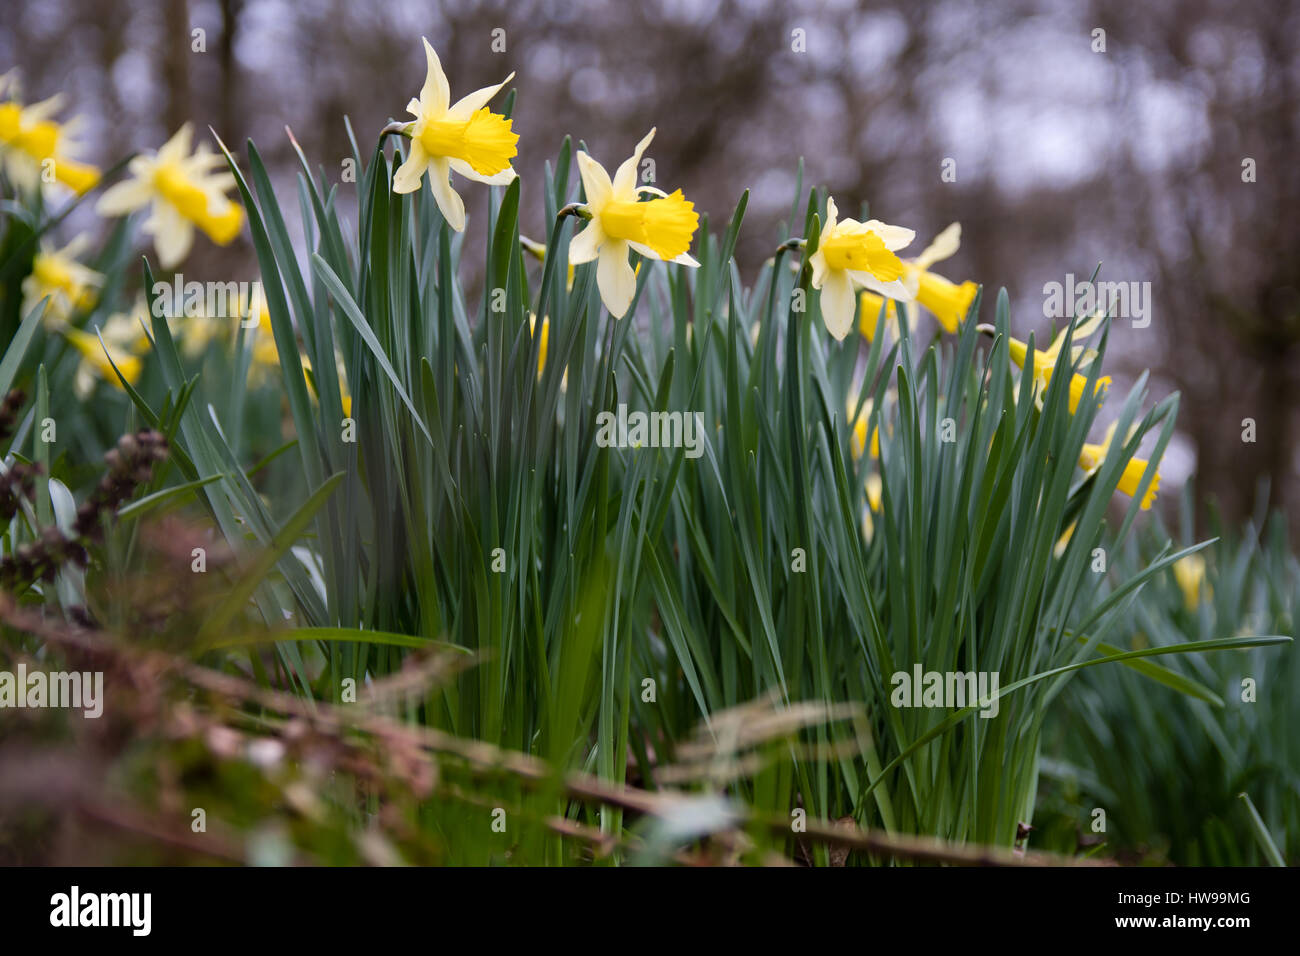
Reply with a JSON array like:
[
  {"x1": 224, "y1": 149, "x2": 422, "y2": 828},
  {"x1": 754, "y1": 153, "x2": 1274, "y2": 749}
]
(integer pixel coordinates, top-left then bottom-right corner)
[{"x1": 3, "y1": 0, "x2": 1297, "y2": 533}]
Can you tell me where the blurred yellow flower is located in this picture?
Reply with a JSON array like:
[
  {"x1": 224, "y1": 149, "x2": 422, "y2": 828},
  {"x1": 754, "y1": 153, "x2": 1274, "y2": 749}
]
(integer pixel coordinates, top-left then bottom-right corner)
[
  {"x1": 392, "y1": 37, "x2": 518, "y2": 231},
  {"x1": 64, "y1": 307, "x2": 149, "y2": 398},
  {"x1": 529, "y1": 312, "x2": 550, "y2": 380},
  {"x1": 852, "y1": 392, "x2": 885, "y2": 539},
  {"x1": 848, "y1": 395, "x2": 879, "y2": 462},
  {"x1": 809, "y1": 197, "x2": 914, "y2": 341},
  {"x1": 1054, "y1": 520, "x2": 1077, "y2": 557},
  {"x1": 0, "y1": 72, "x2": 100, "y2": 195},
  {"x1": 858, "y1": 290, "x2": 898, "y2": 343},
  {"x1": 1078, "y1": 420, "x2": 1160, "y2": 510},
  {"x1": 861, "y1": 471, "x2": 883, "y2": 540},
  {"x1": 910, "y1": 271, "x2": 978, "y2": 335},
  {"x1": 239, "y1": 292, "x2": 286, "y2": 383},
  {"x1": 299, "y1": 348, "x2": 352, "y2": 417},
  {"x1": 175, "y1": 307, "x2": 230, "y2": 358},
  {"x1": 95, "y1": 123, "x2": 243, "y2": 269},
  {"x1": 21, "y1": 235, "x2": 102, "y2": 326},
  {"x1": 570, "y1": 128, "x2": 700, "y2": 318},
  {"x1": 1007, "y1": 312, "x2": 1111, "y2": 414},
  {"x1": 1172, "y1": 553, "x2": 1208, "y2": 611},
  {"x1": 175, "y1": 287, "x2": 279, "y2": 383},
  {"x1": 904, "y1": 223, "x2": 977, "y2": 334},
  {"x1": 857, "y1": 225, "x2": 977, "y2": 343},
  {"x1": 171, "y1": 287, "x2": 350, "y2": 407},
  {"x1": 858, "y1": 224, "x2": 977, "y2": 340}
]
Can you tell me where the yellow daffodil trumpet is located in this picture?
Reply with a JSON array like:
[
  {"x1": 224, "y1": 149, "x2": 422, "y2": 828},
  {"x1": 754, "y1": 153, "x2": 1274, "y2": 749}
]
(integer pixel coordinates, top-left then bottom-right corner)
[
  {"x1": 858, "y1": 291, "x2": 898, "y2": 343},
  {"x1": 911, "y1": 268, "x2": 978, "y2": 334}
]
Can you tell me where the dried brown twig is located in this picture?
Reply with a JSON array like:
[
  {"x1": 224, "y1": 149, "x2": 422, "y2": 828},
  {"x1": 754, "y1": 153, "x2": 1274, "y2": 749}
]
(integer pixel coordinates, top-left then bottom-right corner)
[{"x1": 0, "y1": 590, "x2": 1110, "y2": 867}]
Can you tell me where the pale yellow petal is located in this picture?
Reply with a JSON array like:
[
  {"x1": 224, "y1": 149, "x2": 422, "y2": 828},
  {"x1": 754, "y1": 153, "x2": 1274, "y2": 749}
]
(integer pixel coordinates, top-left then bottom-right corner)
[
  {"x1": 148, "y1": 201, "x2": 195, "y2": 269},
  {"x1": 862, "y1": 219, "x2": 915, "y2": 252},
  {"x1": 158, "y1": 123, "x2": 194, "y2": 165},
  {"x1": 392, "y1": 140, "x2": 430, "y2": 194},
  {"x1": 914, "y1": 222, "x2": 961, "y2": 270},
  {"x1": 418, "y1": 37, "x2": 451, "y2": 116},
  {"x1": 95, "y1": 177, "x2": 152, "y2": 216},
  {"x1": 821, "y1": 270, "x2": 856, "y2": 341},
  {"x1": 596, "y1": 240, "x2": 636, "y2": 318},
  {"x1": 612, "y1": 128, "x2": 655, "y2": 197},
  {"x1": 853, "y1": 273, "x2": 913, "y2": 302},
  {"x1": 446, "y1": 73, "x2": 515, "y2": 122},
  {"x1": 569, "y1": 220, "x2": 605, "y2": 265},
  {"x1": 575, "y1": 150, "x2": 612, "y2": 208},
  {"x1": 425, "y1": 157, "x2": 465, "y2": 231}
]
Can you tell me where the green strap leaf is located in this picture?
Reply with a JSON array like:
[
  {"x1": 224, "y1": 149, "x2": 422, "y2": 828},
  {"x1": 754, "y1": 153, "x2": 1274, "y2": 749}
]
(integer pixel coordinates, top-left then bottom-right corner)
[{"x1": 1074, "y1": 634, "x2": 1224, "y2": 706}]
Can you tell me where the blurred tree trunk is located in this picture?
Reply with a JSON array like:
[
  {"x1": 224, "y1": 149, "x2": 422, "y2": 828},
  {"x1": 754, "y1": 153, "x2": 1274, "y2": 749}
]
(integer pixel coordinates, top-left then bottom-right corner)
[
  {"x1": 161, "y1": 0, "x2": 191, "y2": 136},
  {"x1": 217, "y1": 0, "x2": 244, "y2": 145}
]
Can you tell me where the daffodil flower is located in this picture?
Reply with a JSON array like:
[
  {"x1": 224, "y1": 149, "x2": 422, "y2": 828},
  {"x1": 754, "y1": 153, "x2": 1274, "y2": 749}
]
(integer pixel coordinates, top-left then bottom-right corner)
[
  {"x1": 1005, "y1": 312, "x2": 1111, "y2": 414},
  {"x1": 95, "y1": 123, "x2": 244, "y2": 269},
  {"x1": 0, "y1": 72, "x2": 100, "y2": 195},
  {"x1": 809, "y1": 198, "x2": 914, "y2": 340},
  {"x1": 569, "y1": 128, "x2": 700, "y2": 319},
  {"x1": 848, "y1": 395, "x2": 880, "y2": 462},
  {"x1": 391, "y1": 38, "x2": 519, "y2": 232},
  {"x1": 857, "y1": 223, "x2": 977, "y2": 340},
  {"x1": 21, "y1": 235, "x2": 102, "y2": 327},
  {"x1": 1078, "y1": 420, "x2": 1160, "y2": 510},
  {"x1": 64, "y1": 310, "x2": 149, "y2": 399},
  {"x1": 1172, "y1": 553, "x2": 1208, "y2": 611}
]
